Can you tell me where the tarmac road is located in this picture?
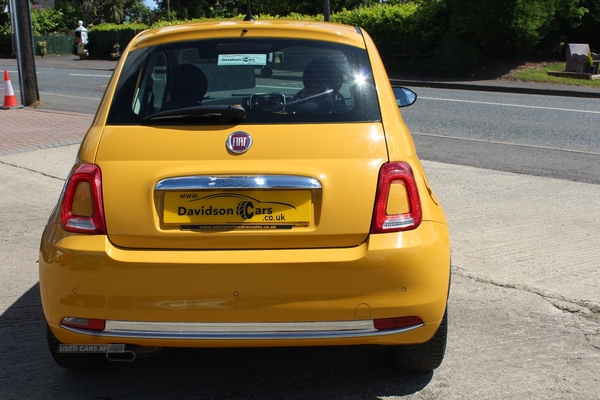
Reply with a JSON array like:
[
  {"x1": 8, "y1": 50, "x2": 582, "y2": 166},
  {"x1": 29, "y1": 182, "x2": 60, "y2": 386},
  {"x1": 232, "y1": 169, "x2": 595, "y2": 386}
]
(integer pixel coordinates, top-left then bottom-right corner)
[{"x1": 0, "y1": 110, "x2": 599, "y2": 398}]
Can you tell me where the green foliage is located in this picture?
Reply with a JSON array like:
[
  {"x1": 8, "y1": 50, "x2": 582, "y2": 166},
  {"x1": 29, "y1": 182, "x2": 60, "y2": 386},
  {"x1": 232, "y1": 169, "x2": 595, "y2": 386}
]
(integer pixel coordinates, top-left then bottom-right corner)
[
  {"x1": 333, "y1": 3, "x2": 416, "y2": 61},
  {"x1": 37, "y1": 40, "x2": 48, "y2": 57},
  {"x1": 430, "y1": 0, "x2": 581, "y2": 76},
  {"x1": 442, "y1": 0, "x2": 558, "y2": 58},
  {"x1": 334, "y1": 2, "x2": 448, "y2": 75},
  {"x1": 32, "y1": 6, "x2": 67, "y2": 36},
  {"x1": 0, "y1": 22, "x2": 12, "y2": 55},
  {"x1": 154, "y1": 0, "x2": 380, "y2": 20},
  {"x1": 252, "y1": 0, "x2": 371, "y2": 15},
  {"x1": 105, "y1": 0, "x2": 127, "y2": 23},
  {"x1": 569, "y1": 0, "x2": 600, "y2": 50},
  {"x1": 155, "y1": 0, "x2": 213, "y2": 20},
  {"x1": 252, "y1": 13, "x2": 323, "y2": 21},
  {"x1": 0, "y1": 0, "x2": 9, "y2": 25},
  {"x1": 90, "y1": 22, "x2": 149, "y2": 31},
  {"x1": 126, "y1": 0, "x2": 155, "y2": 24},
  {"x1": 53, "y1": 0, "x2": 81, "y2": 32},
  {"x1": 33, "y1": 0, "x2": 598, "y2": 77}
]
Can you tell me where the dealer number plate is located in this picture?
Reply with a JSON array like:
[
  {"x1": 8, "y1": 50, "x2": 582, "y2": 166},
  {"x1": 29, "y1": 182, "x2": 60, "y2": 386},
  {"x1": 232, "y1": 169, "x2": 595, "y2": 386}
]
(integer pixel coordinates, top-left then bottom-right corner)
[{"x1": 164, "y1": 190, "x2": 311, "y2": 225}]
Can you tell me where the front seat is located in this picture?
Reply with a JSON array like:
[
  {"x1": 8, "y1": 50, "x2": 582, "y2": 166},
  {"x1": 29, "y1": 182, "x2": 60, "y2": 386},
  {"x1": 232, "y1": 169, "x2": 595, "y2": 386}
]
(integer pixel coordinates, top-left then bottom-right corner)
[
  {"x1": 292, "y1": 59, "x2": 346, "y2": 112},
  {"x1": 163, "y1": 64, "x2": 208, "y2": 111}
]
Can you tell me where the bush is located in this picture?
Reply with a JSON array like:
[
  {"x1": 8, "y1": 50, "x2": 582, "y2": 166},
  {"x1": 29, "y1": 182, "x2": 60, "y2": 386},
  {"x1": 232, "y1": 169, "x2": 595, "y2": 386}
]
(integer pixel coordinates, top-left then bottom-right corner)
[{"x1": 32, "y1": 5, "x2": 68, "y2": 36}]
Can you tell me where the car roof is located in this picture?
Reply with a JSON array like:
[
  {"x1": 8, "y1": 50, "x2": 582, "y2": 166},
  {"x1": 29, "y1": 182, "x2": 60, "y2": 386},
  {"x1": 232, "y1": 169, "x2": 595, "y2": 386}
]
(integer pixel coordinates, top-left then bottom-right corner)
[{"x1": 128, "y1": 19, "x2": 367, "y2": 52}]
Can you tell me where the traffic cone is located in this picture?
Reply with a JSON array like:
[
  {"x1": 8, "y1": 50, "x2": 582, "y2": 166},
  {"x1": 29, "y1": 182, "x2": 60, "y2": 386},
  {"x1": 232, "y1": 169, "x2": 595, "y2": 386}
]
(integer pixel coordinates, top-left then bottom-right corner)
[{"x1": 1, "y1": 70, "x2": 22, "y2": 109}]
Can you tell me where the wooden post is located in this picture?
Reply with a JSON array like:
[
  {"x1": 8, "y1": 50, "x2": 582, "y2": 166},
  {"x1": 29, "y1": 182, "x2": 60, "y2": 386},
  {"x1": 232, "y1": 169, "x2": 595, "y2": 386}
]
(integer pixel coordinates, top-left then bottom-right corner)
[
  {"x1": 14, "y1": 0, "x2": 40, "y2": 106},
  {"x1": 324, "y1": 0, "x2": 331, "y2": 22}
]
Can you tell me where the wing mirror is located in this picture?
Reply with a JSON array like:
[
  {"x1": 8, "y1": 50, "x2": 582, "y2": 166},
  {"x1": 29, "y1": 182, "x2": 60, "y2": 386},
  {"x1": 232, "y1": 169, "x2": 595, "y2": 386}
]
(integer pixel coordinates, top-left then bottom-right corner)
[{"x1": 393, "y1": 87, "x2": 417, "y2": 107}]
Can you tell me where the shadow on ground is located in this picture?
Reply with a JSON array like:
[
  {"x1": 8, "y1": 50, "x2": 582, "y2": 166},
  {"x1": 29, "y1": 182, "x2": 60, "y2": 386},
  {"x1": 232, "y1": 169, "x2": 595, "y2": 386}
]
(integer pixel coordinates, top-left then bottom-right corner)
[{"x1": 1, "y1": 284, "x2": 433, "y2": 399}]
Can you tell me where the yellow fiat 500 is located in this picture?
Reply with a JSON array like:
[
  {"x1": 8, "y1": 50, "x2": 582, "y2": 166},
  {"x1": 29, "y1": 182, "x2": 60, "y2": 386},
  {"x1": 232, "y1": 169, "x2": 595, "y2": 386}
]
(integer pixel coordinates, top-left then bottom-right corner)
[{"x1": 40, "y1": 17, "x2": 450, "y2": 371}]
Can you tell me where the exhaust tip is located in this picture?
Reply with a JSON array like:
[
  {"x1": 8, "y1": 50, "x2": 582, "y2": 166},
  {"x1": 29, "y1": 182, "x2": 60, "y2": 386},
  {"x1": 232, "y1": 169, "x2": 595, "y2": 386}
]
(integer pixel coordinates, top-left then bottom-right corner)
[
  {"x1": 105, "y1": 345, "x2": 161, "y2": 362},
  {"x1": 106, "y1": 344, "x2": 138, "y2": 362}
]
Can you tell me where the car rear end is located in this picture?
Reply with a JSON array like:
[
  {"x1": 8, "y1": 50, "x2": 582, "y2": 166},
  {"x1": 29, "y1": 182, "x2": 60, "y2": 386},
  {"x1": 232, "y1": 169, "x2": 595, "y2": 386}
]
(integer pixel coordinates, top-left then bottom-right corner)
[{"x1": 40, "y1": 20, "x2": 450, "y2": 368}]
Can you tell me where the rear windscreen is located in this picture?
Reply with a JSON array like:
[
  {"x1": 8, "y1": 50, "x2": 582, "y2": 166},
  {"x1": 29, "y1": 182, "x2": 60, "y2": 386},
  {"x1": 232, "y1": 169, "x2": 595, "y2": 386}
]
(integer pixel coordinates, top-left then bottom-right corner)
[{"x1": 107, "y1": 38, "x2": 381, "y2": 125}]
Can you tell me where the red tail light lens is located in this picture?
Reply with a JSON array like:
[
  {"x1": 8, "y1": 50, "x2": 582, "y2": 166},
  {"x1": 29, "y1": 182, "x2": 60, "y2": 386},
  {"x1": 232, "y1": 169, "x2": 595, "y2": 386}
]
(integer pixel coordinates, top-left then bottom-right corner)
[
  {"x1": 61, "y1": 317, "x2": 106, "y2": 331},
  {"x1": 370, "y1": 162, "x2": 422, "y2": 233},
  {"x1": 61, "y1": 164, "x2": 106, "y2": 234},
  {"x1": 374, "y1": 316, "x2": 423, "y2": 330}
]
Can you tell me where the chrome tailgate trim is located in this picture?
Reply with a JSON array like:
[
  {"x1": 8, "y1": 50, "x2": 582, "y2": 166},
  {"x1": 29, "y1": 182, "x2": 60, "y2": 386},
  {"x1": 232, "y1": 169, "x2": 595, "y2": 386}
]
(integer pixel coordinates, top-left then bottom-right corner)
[{"x1": 155, "y1": 175, "x2": 322, "y2": 191}]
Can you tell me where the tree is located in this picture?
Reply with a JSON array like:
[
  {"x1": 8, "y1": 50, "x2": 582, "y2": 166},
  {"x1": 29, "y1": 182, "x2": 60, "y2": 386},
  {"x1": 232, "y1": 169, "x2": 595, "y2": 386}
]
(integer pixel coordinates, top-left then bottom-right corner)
[
  {"x1": 54, "y1": 0, "x2": 80, "y2": 29},
  {"x1": 104, "y1": 0, "x2": 126, "y2": 23},
  {"x1": 155, "y1": 0, "x2": 212, "y2": 19},
  {"x1": 125, "y1": 0, "x2": 154, "y2": 24},
  {"x1": 153, "y1": 0, "x2": 381, "y2": 19}
]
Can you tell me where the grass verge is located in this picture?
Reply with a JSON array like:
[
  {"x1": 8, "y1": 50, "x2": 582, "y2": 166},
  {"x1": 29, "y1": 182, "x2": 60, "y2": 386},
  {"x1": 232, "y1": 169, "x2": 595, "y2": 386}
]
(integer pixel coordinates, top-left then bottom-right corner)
[{"x1": 508, "y1": 62, "x2": 600, "y2": 88}]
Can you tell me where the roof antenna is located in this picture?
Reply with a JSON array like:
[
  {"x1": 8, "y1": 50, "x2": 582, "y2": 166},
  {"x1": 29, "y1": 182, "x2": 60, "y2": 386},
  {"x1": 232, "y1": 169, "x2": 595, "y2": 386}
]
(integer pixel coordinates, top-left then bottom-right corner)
[{"x1": 243, "y1": 0, "x2": 255, "y2": 21}]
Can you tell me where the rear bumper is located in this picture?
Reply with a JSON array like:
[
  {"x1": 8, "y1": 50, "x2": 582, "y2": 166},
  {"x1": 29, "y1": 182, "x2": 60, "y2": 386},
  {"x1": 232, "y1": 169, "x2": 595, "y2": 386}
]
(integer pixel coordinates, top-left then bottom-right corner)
[{"x1": 40, "y1": 221, "x2": 450, "y2": 347}]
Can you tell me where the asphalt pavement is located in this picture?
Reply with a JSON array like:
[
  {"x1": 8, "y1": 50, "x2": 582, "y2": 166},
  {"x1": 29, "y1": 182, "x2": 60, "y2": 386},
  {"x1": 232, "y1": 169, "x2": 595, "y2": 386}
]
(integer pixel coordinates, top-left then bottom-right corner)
[{"x1": 1, "y1": 56, "x2": 599, "y2": 398}]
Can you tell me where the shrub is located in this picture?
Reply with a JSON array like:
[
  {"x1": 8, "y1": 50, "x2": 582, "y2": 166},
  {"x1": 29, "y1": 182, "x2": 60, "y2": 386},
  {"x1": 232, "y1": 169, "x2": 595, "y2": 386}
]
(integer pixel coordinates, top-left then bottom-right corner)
[
  {"x1": 32, "y1": 5, "x2": 67, "y2": 36},
  {"x1": 38, "y1": 40, "x2": 48, "y2": 57}
]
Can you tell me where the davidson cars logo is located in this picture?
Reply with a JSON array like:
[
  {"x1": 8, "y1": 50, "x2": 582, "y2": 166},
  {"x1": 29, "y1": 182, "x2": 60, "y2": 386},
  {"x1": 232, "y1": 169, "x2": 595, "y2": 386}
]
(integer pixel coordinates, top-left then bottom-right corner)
[{"x1": 226, "y1": 131, "x2": 252, "y2": 154}]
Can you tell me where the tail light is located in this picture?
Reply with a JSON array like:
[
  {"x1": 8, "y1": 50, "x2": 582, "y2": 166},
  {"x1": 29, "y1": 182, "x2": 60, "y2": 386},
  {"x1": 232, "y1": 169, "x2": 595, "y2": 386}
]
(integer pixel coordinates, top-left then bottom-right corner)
[
  {"x1": 370, "y1": 162, "x2": 422, "y2": 233},
  {"x1": 61, "y1": 164, "x2": 106, "y2": 234},
  {"x1": 374, "y1": 316, "x2": 423, "y2": 330},
  {"x1": 61, "y1": 317, "x2": 106, "y2": 331}
]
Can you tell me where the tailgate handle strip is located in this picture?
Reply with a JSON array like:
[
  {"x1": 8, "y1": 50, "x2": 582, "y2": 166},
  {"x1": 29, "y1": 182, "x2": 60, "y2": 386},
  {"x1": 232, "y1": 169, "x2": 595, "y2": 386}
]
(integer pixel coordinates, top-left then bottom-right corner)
[{"x1": 155, "y1": 175, "x2": 322, "y2": 190}]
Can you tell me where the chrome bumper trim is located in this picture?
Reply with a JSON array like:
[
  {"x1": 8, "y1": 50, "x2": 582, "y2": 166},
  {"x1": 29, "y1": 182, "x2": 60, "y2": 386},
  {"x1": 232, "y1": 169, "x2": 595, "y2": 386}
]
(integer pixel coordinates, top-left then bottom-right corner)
[{"x1": 61, "y1": 320, "x2": 423, "y2": 340}]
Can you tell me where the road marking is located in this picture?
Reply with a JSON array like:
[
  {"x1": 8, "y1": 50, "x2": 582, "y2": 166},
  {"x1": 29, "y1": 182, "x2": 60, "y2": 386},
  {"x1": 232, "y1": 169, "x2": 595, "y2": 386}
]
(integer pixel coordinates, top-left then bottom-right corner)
[
  {"x1": 68, "y1": 73, "x2": 112, "y2": 78},
  {"x1": 419, "y1": 96, "x2": 600, "y2": 114},
  {"x1": 413, "y1": 132, "x2": 600, "y2": 156},
  {"x1": 38, "y1": 91, "x2": 101, "y2": 100}
]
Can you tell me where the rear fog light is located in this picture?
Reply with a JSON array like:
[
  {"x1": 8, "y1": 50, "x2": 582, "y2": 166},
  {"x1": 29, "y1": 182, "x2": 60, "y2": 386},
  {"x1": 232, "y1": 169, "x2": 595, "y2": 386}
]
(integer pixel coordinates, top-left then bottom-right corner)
[
  {"x1": 374, "y1": 316, "x2": 423, "y2": 330},
  {"x1": 61, "y1": 317, "x2": 106, "y2": 331}
]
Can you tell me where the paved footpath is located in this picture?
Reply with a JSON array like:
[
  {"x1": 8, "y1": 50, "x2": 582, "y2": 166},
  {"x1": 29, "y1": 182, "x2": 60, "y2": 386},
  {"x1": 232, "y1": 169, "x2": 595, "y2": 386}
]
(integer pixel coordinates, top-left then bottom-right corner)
[{"x1": 0, "y1": 109, "x2": 92, "y2": 156}]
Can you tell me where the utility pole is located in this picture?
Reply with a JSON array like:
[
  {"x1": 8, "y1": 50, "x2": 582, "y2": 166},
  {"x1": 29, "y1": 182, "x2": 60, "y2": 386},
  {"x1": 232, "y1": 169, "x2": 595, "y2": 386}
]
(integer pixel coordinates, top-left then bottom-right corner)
[
  {"x1": 10, "y1": 0, "x2": 40, "y2": 106},
  {"x1": 323, "y1": 0, "x2": 330, "y2": 22}
]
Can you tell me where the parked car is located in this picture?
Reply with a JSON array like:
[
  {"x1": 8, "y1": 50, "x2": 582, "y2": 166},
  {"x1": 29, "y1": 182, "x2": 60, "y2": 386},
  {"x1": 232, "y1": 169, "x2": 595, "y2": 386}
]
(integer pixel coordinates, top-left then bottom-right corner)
[{"x1": 40, "y1": 17, "x2": 450, "y2": 371}]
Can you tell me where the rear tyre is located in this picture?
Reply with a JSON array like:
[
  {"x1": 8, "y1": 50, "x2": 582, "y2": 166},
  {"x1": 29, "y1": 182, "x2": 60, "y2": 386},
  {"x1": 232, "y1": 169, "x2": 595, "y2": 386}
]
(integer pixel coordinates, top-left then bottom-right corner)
[
  {"x1": 46, "y1": 324, "x2": 108, "y2": 369},
  {"x1": 388, "y1": 309, "x2": 448, "y2": 372}
]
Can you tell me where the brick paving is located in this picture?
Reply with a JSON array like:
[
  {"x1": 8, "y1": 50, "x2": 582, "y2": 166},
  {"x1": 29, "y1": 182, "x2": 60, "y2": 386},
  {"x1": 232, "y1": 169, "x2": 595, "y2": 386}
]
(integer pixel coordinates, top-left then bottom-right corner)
[{"x1": 0, "y1": 109, "x2": 92, "y2": 156}]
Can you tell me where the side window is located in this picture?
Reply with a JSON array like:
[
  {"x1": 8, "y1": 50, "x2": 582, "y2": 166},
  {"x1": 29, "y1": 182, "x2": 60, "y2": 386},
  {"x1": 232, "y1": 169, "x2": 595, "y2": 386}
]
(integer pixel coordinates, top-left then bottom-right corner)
[{"x1": 131, "y1": 52, "x2": 167, "y2": 116}]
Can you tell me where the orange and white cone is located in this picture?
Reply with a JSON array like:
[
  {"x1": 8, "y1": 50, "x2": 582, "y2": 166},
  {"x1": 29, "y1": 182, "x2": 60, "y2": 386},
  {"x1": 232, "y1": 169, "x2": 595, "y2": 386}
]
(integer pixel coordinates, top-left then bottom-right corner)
[{"x1": 1, "y1": 70, "x2": 22, "y2": 109}]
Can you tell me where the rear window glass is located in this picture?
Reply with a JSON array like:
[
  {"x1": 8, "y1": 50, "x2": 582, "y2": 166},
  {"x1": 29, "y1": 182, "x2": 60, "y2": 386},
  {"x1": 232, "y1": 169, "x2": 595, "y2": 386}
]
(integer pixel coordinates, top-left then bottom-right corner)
[{"x1": 107, "y1": 38, "x2": 380, "y2": 125}]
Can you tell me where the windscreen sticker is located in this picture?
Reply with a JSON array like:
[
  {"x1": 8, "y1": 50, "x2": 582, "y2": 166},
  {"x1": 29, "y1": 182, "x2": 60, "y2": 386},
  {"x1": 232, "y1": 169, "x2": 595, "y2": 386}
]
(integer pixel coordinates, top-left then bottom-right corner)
[{"x1": 218, "y1": 54, "x2": 267, "y2": 66}]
